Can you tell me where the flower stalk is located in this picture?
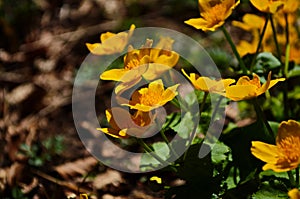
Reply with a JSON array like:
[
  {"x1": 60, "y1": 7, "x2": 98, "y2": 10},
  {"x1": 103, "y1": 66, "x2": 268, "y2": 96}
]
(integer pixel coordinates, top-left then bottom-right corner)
[
  {"x1": 252, "y1": 98, "x2": 275, "y2": 139},
  {"x1": 269, "y1": 14, "x2": 281, "y2": 59},
  {"x1": 221, "y1": 25, "x2": 248, "y2": 74},
  {"x1": 250, "y1": 16, "x2": 269, "y2": 72}
]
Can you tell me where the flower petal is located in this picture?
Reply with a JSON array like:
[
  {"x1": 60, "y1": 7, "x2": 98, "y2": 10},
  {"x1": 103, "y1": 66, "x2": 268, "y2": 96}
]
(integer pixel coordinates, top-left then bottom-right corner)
[
  {"x1": 224, "y1": 84, "x2": 257, "y2": 101},
  {"x1": 277, "y1": 120, "x2": 300, "y2": 142},
  {"x1": 184, "y1": 18, "x2": 210, "y2": 30},
  {"x1": 251, "y1": 141, "x2": 279, "y2": 163},
  {"x1": 100, "y1": 69, "x2": 128, "y2": 81}
]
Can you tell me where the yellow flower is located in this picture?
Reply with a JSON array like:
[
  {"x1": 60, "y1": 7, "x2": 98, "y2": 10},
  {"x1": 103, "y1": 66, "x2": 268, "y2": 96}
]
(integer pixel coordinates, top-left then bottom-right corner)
[
  {"x1": 86, "y1": 24, "x2": 135, "y2": 55},
  {"x1": 250, "y1": 0, "x2": 284, "y2": 13},
  {"x1": 251, "y1": 120, "x2": 300, "y2": 172},
  {"x1": 182, "y1": 69, "x2": 235, "y2": 93},
  {"x1": 288, "y1": 188, "x2": 300, "y2": 199},
  {"x1": 282, "y1": 0, "x2": 299, "y2": 13},
  {"x1": 290, "y1": 43, "x2": 300, "y2": 64},
  {"x1": 232, "y1": 14, "x2": 271, "y2": 56},
  {"x1": 185, "y1": 0, "x2": 240, "y2": 32},
  {"x1": 223, "y1": 72, "x2": 285, "y2": 101},
  {"x1": 100, "y1": 37, "x2": 179, "y2": 82},
  {"x1": 123, "y1": 79, "x2": 179, "y2": 112},
  {"x1": 150, "y1": 176, "x2": 162, "y2": 184},
  {"x1": 97, "y1": 108, "x2": 153, "y2": 138}
]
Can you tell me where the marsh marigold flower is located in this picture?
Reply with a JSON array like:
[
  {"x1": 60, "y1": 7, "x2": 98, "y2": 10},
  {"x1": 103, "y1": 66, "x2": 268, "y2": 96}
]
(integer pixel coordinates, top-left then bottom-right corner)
[
  {"x1": 97, "y1": 107, "x2": 153, "y2": 138},
  {"x1": 232, "y1": 14, "x2": 272, "y2": 57},
  {"x1": 250, "y1": 0, "x2": 284, "y2": 13},
  {"x1": 288, "y1": 188, "x2": 300, "y2": 199},
  {"x1": 100, "y1": 37, "x2": 179, "y2": 82},
  {"x1": 251, "y1": 120, "x2": 300, "y2": 172},
  {"x1": 86, "y1": 24, "x2": 135, "y2": 55},
  {"x1": 185, "y1": 0, "x2": 240, "y2": 32},
  {"x1": 182, "y1": 69, "x2": 235, "y2": 93},
  {"x1": 123, "y1": 79, "x2": 179, "y2": 112},
  {"x1": 281, "y1": 0, "x2": 299, "y2": 13},
  {"x1": 223, "y1": 72, "x2": 285, "y2": 101}
]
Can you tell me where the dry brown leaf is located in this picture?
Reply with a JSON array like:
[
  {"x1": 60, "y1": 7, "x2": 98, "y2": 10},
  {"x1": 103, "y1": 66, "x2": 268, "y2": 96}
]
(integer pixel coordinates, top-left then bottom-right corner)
[
  {"x1": 93, "y1": 169, "x2": 124, "y2": 190},
  {"x1": 54, "y1": 156, "x2": 98, "y2": 179},
  {"x1": 0, "y1": 168, "x2": 7, "y2": 192},
  {"x1": 6, "y1": 162, "x2": 25, "y2": 187}
]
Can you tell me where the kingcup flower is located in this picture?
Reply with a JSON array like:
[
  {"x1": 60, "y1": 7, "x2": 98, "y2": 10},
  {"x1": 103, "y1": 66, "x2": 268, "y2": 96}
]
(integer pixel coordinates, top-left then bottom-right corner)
[
  {"x1": 185, "y1": 0, "x2": 240, "y2": 31},
  {"x1": 100, "y1": 37, "x2": 179, "y2": 82},
  {"x1": 281, "y1": 0, "x2": 299, "y2": 13},
  {"x1": 250, "y1": 0, "x2": 284, "y2": 13},
  {"x1": 223, "y1": 72, "x2": 285, "y2": 101},
  {"x1": 97, "y1": 108, "x2": 154, "y2": 138},
  {"x1": 232, "y1": 14, "x2": 272, "y2": 57},
  {"x1": 86, "y1": 24, "x2": 135, "y2": 55},
  {"x1": 123, "y1": 79, "x2": 179, "y2": 112},
  {"x1": 288, "y1": 188, "x2": 300, "y2": 199},
  {"x1": 251, "y1": 120, "x2": 300, "y2": 172},
  {"x1": 182, "y1": 69, "x2": 235, "y2": 93}
]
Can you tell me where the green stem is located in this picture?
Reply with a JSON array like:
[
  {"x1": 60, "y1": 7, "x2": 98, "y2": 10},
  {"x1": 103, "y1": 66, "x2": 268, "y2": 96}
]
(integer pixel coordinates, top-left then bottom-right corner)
[
  {"x1": 221, "y1": 25, "x2": 248, "y2": 74},
  {"x1": 296, "y1": 167, "x2": 299, "y2": 187},
  {"x1": 199, "y1": 92, "x2": 209, "y2": 116},
  {"x1": 283, "y1": 13, "x2": 290, "y2": 119},
  {"x1": 270, "y1": 14, "x2": 281, "y2": 59},
  {"x1": 183, "y1": 92, "x2": 209, "y2": 161},
  {"x1": 288, "y1": 171, "x2": 296, "y2": 187},
  {"x1": 211, "y1": 96, "x2": 224, "y2": 122},
  {"x1": 136, "y1": 138, "x2": 171, "y2": 166},
  {"x1": 250, "y1": 16, "x2": 269, "y2": 73},
  {"x1": 160, "y1": 130, "x2": 179, "y2": 158},
  {"x1": 252, "y1": 98, "x2": 275, "y2": 140}
]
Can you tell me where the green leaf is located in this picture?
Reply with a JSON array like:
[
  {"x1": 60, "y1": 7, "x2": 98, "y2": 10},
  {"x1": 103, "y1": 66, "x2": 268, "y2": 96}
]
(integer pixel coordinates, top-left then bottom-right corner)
[
  {"x1": 252, "y1": 183, "x2": 287, "y2": 199},
  {"x1": 152, "y1": 142, "x2": 170, "y2": 161},
  {"x1": 253, "y1": 52, "x2": 281, "y2": 73},
  {"x1": 140, "y1": 153, "x2": 160, "y2": 172},
  {"x1": 140, "y1": 142, "x2": 170, "y2": 172},
  {"x1": 171, "y1": 112, "x2": 195, "y2": 139},
  {"x1": 259, "y1": 170, "x2": 288, "y2": 179},
  {"x1": 288, "y1": 65, "x2": 300, "y2": 78},
  {"x1": 210, "y1": 141, "x2": 230, "y2": 164},
  {"x1": 178, "y1": 143, "x2": 213, "y2": 183},
  {"x1": 221, "y1": 121, "x2": 273, "y2": 181},
  {"x1": 161, "y1": 112, "x2": 181, "y2": 130}
]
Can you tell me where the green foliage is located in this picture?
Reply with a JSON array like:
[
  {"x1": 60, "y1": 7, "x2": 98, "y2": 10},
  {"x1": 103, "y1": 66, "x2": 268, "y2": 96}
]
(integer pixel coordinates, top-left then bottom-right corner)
[
  {"x1": 19, "y1": 135, "x2": 64, "y2": 167},
  {"x1": 252, "y1": 52, "x2": 281, "y2": 74},
  {"x1": 11, "y1": 187, "x2": 28, "y2": 199}
]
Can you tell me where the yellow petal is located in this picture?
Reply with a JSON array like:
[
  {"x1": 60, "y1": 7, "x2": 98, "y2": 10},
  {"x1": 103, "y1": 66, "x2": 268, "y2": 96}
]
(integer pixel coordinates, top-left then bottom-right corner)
[
  {"x1": 277, "y1": 120, "x2": 300, "y2": 142},
  {"x1": 100, "y1": 32, "x2": 116, "y2": 42},
  {"x1": 155, "y1": 52, "x2": 179, "y2": 67},
  {"x1": 100, "y1": 69, "x2": 128, "y2": 81},
  {"x1": 258, "y1": 73, "x2": 285, "y2": 95},
  {"x1": 251, "y1": 141, "x2": 279, "y2": 163},
  {"x1": 184, "y1": 18, "x2": 210, "y2": 30},
  {"x1": 143, "y1": 64, "x2": 171, "y2": 80},
  {"x1": 198, "y1": 0, "x2": 212, "y2": 12},
  {"x1": 148, "y1": 79, "x2": 164, "y2": 94},
  {"x1": 288, "y1": 188, "x2": 300, "y2": 199},
  {"x1": 96, "y1": 127, "x2": 127, "y2": 138},
  {"x1": 250, "y1": 0, "x2": 283, "y2": 13},
  {"x1": 161, "y1": 84, "x2": 179, "y2": 103},
  {"x1": 150, "y1": 176, "x2": 162, "y2": 184},
  {"x1": 224, "y1": 84, "x2": 257, "y2": 101}
]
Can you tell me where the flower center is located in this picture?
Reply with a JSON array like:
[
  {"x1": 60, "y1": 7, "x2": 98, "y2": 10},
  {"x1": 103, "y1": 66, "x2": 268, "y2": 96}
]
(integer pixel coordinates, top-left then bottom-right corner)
[
  {"x1": 278, "y1": 135, "x2": 300, "y2": 164},
  {"x1": 139, "y1": 90, "x2": 162, "y2": 106},
  {"x1": 132, "y1": 111, "x2": 151, "y2": 126},
  {"x1": 125, "y1": 59, "x2": 140, "y2": 70},
  {"x1": 201, "y1": 3, "x2": 227, "y2": 26}
]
